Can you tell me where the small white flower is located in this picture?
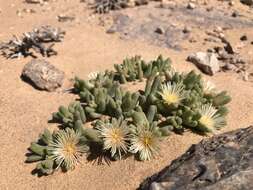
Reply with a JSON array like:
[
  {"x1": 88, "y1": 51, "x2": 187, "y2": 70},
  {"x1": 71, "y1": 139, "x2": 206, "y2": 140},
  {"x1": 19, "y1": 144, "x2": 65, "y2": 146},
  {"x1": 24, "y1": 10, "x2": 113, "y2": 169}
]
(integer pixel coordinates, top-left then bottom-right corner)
[
  {"x1": 97, "y1": 119, "x2": 130, "y2": 159},
  {"x1": 87, "y1": 71, "x2": 100, "y2": 80},
  {"x1": 167, "y1": 67, "x2": 177, "y2": 78},
  {"x1": 129, "y1": 126, "x2": 160, "y2": 161},
  {"x1": 159, "y1": 82, "x2": 185, "y2": 105},
  {"x1": 198, "y1": 104, "x2": 225, "y2": 131},
  {"x1": 203, "y1": 80, "x2": 216, "y2": 94},
  {"x1": 48, "y1": 128, "x2": 88, "y2": 171}
]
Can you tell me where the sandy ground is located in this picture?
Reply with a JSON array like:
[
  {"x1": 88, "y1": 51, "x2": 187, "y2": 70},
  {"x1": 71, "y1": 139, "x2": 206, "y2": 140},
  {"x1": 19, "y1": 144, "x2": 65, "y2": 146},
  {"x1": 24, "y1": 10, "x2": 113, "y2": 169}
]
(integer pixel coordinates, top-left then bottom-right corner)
[{"x1": 0, "y1": 0, "x2": 253, "y2": 189}]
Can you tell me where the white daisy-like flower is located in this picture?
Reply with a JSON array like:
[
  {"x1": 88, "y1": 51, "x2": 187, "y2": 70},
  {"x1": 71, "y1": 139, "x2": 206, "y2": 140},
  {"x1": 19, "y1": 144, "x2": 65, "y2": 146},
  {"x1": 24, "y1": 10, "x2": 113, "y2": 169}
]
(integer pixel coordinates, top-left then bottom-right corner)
[
  {"x1": 129, "y1": 126, "x2": 160, "y2": 161},
  {"x1": 87, "y1": 71, "x2": 100, "y2": 80},
  {"x1": 167, "y1": 66, "x2": 177, "y2": 78},
  {"x1": 97, "y1": 119, "x2": 130, "y2": 159},
  {"x1": 203, "y1": 80, "x2": 216, "y2": 94},
  {"x1": 48, "y1": 128, "x2": 88, "y2": 171},
  {"x1": 198, "y1": 104, "x2": 226, "y2": 131},
  {"x1": 159, "y1": 82, "x2": 185, "y2": 105}
]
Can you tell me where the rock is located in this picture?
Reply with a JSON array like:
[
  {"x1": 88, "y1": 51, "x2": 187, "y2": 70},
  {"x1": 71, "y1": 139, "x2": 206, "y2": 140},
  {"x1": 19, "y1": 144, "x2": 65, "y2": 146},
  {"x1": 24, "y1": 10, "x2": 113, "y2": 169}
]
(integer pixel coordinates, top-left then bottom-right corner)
[
  {"x1": 189, "y1": 37, "x2": 197, "y2": 43},
  {"x1": 214, "y1": 26, "x2": 223, "y2": 33},
  {"x1": 243, "y1": 71, "x2": 249, "y2": 81},
  {"x1": 224, "y1": 41, "x2": 235, "y2": 54},
  {"x1": 229, "y1": 1, "x2": 235, "y2": 6},
  {"x1": 22, "y1": 59, "x2": 64, "y2": 91},
  {"x1": 106, "y1": 25, "x2": 117, "y2": 34},
  {"x1": 187, "y1": 52, "x2": 220, "y2": 75},
  {"x1": 222, "y1": 63, "x2": 236, "y2": 71},
  {"x1": 240, "y1": 0, "x2": 253, "y2": 6},
  {"x1": 155, "y1": 27, "x2": 165, "y2": 35},
  {"x1": 204, "y1": 37, "x2": 221, "y2": 43},
  {"x1": 139, "y1": 126, "x2": 253, "y2": 190},
  {"x1": 187, "y1": 2, "x2": 196, "y2": 9},
  {"x1": 240, "y1": 35, "x2": 248, "y2": 41},
  {"x1": 57, "y1": 14, "x2": 75, "y2": 22},
  {"x1": 135, "y1": 0, "x2": 149, "y2": 6},
  {"x1": 231, "y1": 11, "x2": 239, "y2": 17},
  {"x1": 183, "y1": 26, "x2": 191, "y2": 33}
]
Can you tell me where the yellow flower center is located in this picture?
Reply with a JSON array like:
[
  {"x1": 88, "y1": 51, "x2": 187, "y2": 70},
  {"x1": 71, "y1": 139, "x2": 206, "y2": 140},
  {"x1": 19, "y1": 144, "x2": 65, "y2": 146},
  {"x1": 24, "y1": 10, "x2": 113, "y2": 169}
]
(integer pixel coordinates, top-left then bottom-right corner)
[
  {"x1": 64, "y1": 143, "x2": 76, "y2": 155},
  {"x1": 199, "y1": 115, "x2": 214, "y2": 128},
  {"x1": 111, "y1": 129, "x2": 122, "y2": 143},
  {"x1": 163, "y1": 93, "x2": 180, "y2": 105},
  {"x1": 143, "y1": 136, "x2": 152, "y2": 146}
]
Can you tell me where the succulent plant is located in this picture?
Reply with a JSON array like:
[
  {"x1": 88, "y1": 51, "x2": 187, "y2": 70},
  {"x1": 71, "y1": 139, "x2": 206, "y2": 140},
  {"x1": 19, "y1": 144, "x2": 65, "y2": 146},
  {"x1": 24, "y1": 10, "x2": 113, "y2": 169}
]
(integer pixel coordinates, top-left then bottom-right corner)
[
  {"x1": 26, "y1": 129, "x2": 54, "y2": 175},
  {"x1": 141, "y1": 70, "x2": 232, "y2": 134},
  {"x1": 27, "y1": 55, "x2": 231, "y2": 176},
  {"x1": 52, "y1": 101, "x2": 86, "y2": 128},
  {"x1": 26, "y1": 128, "x2": 88, "y2": 175}
]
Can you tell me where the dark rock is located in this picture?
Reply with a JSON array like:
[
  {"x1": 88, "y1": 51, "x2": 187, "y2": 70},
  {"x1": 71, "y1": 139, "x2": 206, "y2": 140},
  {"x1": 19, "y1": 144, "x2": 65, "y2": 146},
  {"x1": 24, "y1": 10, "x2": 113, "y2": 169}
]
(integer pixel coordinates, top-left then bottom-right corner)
[
  {"x1": 240, "y1": 35, "x2": 248, "y2": 41},
  {"x1": 155, "y1": 27, "x2": 165, "y2": 34},
  {"x1": 139, "y1": 126, "x2": 253, "y2": 190},
  {"x1": 240, "y1": 0, "x2": 253, "y2": 6},
  {"x1": 231, "y1": 11, "x2": 239, "y2": 17},
  {"x1": 224, "y1": 41, "x2": 235, "y2": 54},
  {"x1": 22, "y1": 59, "x2": 64, "y2": 91},
  {"x1": 135, "y1": 0, "x2": 149, "y2": 6},
  {"x1": 187, "y1": 52, "x2": 220, "y2": 75},
  {"x1": 183, "y1": 26, "x2": 191, "y2": 33}
]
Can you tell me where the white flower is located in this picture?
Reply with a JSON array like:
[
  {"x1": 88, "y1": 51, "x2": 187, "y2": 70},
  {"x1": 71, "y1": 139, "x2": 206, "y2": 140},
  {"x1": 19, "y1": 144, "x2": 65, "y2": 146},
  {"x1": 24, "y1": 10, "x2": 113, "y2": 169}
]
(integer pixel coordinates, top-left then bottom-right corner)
[
  {"x1": 48, "y1": 128, "x2": 88, "y2": 170},
  {"x1": 198, "y1": 104, "x2": 225, "y2": 131},
  {"x1": 167, "y1": 67, "x2": 177, "y2": 78},
  {"x1": 97, "y1": 119, "x2": 129, "y2": 159},
  {"x1": 129, "y1": 126, "x2": 160, "y2": 161},
  {"x1": 203, "y1": 80, "x2": 216, "y2": 94},
  {"x1": 159, "y1": 82, "x2": 185, "y2": 105},
  {"x1": 87, "y1": 71, "x2": 100, "y2": 80}
]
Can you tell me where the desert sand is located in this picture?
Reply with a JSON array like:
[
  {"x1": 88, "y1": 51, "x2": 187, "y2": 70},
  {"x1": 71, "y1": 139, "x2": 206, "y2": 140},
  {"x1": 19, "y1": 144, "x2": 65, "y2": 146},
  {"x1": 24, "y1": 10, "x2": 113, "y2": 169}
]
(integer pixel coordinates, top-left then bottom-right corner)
[{"x1": 0, "y1": 0, "x2": 253, "y2": 189}]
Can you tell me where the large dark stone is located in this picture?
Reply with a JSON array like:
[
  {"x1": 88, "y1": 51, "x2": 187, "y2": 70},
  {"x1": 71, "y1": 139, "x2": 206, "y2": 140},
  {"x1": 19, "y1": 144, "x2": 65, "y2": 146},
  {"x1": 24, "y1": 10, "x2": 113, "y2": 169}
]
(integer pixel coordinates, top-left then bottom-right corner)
[{"x1": 139, "y1": 126, "x2": 253, "y2": 190}]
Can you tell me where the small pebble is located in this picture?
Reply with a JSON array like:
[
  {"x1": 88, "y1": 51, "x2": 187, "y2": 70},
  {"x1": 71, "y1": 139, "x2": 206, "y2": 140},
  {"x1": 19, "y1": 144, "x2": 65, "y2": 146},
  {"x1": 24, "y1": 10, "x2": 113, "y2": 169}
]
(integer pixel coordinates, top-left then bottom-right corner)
[
  {"x1": 206, "y1": 7, "x2": 213, "y2": 12},
  {"x1": 232, "y1": 11, "x2": 239, "y2": 17},
  {"x1": 189, "y1": 38, "x2": 197, "y2": 43},
  {"x1": 243, "y1": 72, "x2": 249, "y2": 81},
  {"x1": 223, "y1": 63, "x2": 236, "y2": 71},
  {"x1": 214, "y1": 26, "x2": 223, "y2": 33},
  {"x1": 187, "y1": 3, "x2": 196, "y2": 9},
  {"x1": 106, "y1": 26, "x2": 117, "y2": 34},
  {"x1": 183, "y1": 26, "x2": 191, "y2": 33},
  {"x1": 155, "y1": 27, "x2": 165, "y2": 34},
  {"x1": 240, "y1": 35, "x2": 248, "y2": 41},
  {"x1": 229, "y1": 1, "x2": 235, "y2": 6}
]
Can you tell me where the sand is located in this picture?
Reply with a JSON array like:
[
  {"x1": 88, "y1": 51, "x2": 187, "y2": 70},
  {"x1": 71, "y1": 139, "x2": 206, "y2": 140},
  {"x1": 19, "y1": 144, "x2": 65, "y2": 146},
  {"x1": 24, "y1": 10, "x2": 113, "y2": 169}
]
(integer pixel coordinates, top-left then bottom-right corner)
[{"x1": 0, "y1": 0, "x2": 253, "y2": 189}]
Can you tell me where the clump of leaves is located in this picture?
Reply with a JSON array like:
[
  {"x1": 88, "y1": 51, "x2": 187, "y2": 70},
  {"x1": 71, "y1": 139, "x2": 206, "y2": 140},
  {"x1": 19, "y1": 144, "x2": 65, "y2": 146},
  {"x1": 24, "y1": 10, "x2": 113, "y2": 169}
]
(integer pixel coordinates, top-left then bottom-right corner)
[{"x1": 141, "y1": 70, "x2": 231, "y2": 133}]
